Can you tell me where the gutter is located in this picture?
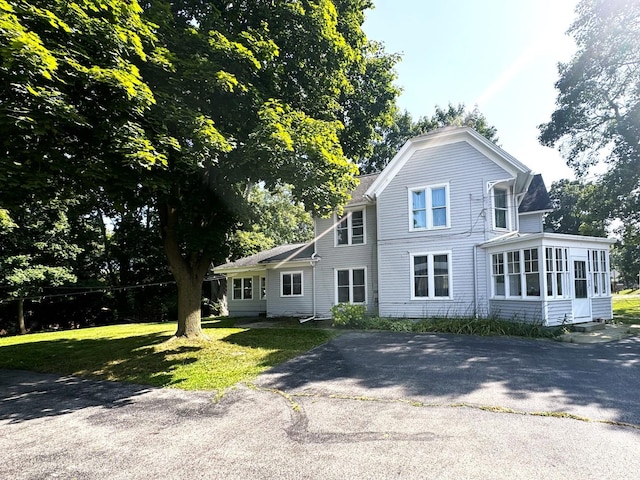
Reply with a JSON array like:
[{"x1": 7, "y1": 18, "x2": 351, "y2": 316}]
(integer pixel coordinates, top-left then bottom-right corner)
[{"x1": 300, "y1": 252, "x2": 321, "y2": 323}]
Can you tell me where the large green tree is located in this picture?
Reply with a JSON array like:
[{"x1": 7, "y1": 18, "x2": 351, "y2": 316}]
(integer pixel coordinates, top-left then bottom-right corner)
[
  {"x1": 539, "y1": 0, "x2": 640, "y2": 224},
  {"x1": 544, "y1": 179, "x2": 607, "y2": 237},
  {"x1": 361, "y1": 103, "x2": 498, "y2": 173},
  {"x1": 0, "y1": 202, "x2": 79, "y2": 334},
  {"x1": 2, "y1": 0, "x2": 398, "y2": 338}
]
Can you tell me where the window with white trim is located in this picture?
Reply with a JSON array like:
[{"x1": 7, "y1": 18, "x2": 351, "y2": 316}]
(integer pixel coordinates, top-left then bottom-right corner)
[
  {"x1": 411, "y1": 252, "x2": 451, "y2": 299},
  {"x1": 492, "y1": 248, "x2": 541, "y2": 298},
  {"x1": 545, "y1": 247, "x2": 568, "y2": 298},
  {"x1": 260, "y1": 276, "x2": 266, "y2": 299},
  {"x1": 336, "y1": 209, "x2": 365, "y2": 245},
  {"x1": 281, "y1": 271, "x2": 303, "y2": 297},
  {"x1": 589, "y1": 249, "x2": 609, "y2": 296},
  {"x1": 493, "y1": 187, "x2": 509, "y2": 229},
  {"x1": 336, "y1": 268, "x2": 366, "y2": 304},
  {"x1": 409, "y1": 184, "x2": 449, "y2": 230},
  {"x1": 492, "y1": 254, "x2": 506, "y2": 296},
  {"x1": 232, "y1": 277, "x2": 253, "y2": 300}
]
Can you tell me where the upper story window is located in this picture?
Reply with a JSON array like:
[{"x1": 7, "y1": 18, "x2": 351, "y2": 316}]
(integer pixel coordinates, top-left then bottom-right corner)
[
  {"x1": 336, "y1": 209, "x2": 365, "y2": 246},
  {"x1": 493, "y1": 188, "x2": 509, "y2": 229},
  {"x1": 409, "y1": 184, "x2": 449, "y2": 231}
]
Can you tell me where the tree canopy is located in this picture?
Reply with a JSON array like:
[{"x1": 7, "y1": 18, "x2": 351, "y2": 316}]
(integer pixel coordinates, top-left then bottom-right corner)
[
  {"x1": 539, "y1": 0, "x2": 640, "y2": 225},
  {"x1": 360, "y1": 103, "x2": 498, "y2": 173},
  {"x1": 1, "y1": 0, "x2": 399, "y2": 337}
]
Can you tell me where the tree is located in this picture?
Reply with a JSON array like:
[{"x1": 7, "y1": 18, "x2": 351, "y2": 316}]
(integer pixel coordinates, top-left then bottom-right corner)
[
  {"x1": 360, "y1": 103, "x2": 498, "y2": 173},
  {"x1": 539, "y1": 0, "x2": 640, "y2": 224},
  {"x1": 544, "y1": 179, "x2": 607, "y2": 236},
  {"x1": 229, "y1": 184, "x2": 314, "y2": 260},
  {"x1": 0, "y1": 202, "x2": 79, "y2": 334},
  {"x1": 2, "y1": 1, "x2": 399, "y2": 338}
]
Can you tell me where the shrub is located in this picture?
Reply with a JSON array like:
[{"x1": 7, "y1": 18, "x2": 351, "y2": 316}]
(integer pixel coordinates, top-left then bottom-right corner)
[{"x1": 331, "y1": 303, "x2": 367, "y2": 328}]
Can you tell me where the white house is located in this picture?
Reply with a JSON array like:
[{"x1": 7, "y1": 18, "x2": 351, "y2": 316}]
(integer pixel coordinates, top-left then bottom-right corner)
[{"x1": 215, "y1": 127, "x2": 615, "y2": 326}]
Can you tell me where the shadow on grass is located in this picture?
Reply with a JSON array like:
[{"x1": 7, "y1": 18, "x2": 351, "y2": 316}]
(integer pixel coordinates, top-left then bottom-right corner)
[
  {"x1": 220, "y1": 328, "x2": 338, "y2": 369},
  {"x1": 0, "y1": 332, "x2": 202, "y2": 424}
]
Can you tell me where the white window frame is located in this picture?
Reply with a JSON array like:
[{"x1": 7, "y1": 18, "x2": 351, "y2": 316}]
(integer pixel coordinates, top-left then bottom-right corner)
[
  {"x1": 335, "y1": 208, "x2": 366, "y2": 246},
  {"x1": 410, "y1": 251, "x2": 453, "y2": 300},
  {"x1": 492, "y1": 186, "x2": 511, "y2": 231},
  {"x1": 544, "y1": 247, "x2": 569, "y2": 299},
  {"x1": 280, "y1": 271, "x2": 303, "y2": 297},
  {"x1": 589, "y1": 249, "x2": 610, "y2": 297},
  {"x1": 232, "y1": 277, "x2": 253, "y2": 300},
  {"x1": 490, "y1": 248, "x2": 542, "y2": 299},
  {"x1": 260, "y1": 276, "x2": 266, "y2": 299},
  {"x1": 491, "y1": 253, "x2": 506, "y2": 297},
  {"x1": 334, "y1": 267, "x2": 367, "y2": 304},
  {"x1": 408, "y1": 183, "x2": 450, "y2": 232}
]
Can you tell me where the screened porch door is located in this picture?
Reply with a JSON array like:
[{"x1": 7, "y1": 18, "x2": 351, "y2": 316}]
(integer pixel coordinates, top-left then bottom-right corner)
[{"x1": 572, "y1": 255, "x2": 591, "y2": 322}]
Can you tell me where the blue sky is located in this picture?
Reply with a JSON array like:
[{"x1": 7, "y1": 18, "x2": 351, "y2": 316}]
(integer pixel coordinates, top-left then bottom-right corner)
[{"x1": 363, "y1": 0, "x2": 580, "y2": 184}]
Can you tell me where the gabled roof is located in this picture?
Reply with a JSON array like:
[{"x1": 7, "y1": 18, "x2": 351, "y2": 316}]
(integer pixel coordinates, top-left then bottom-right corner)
[
  {"x1": 518, "y1": 174, "x2": 553, "y2": 214},
  {"x1": 214, "y1": 243, "x2": 314, "y2": 272},
  {"x1": 365, "y1": 127, "x2": 533, "y2": 200}
]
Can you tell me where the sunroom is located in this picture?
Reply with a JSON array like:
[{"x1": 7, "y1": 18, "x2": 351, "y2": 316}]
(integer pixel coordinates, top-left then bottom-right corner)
[{"x1": 481, "y1": 233, "x2": 616, "y2": 326}]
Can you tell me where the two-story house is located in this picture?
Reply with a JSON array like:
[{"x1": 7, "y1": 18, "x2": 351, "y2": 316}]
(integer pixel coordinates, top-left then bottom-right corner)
[{"x1": 215, "y1": 127, "x2": 615, "y2": 326}]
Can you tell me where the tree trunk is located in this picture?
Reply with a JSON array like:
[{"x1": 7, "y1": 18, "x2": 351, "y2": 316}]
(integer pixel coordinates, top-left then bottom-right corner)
[
  {"x1": 174, "y1": 269, "x2": 206, "y2": 338},
  {"x1": 160, "y1": 203, "x2": 212, "y2": 339},
  {"x1": 18, "y1": 298, "x2": 26, "y2": 335}
]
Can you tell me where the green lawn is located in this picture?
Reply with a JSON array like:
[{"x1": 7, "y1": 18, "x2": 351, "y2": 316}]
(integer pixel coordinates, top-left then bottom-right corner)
[
  {"x1": 613, "y1": 292, "x2": 640, "y2": 325},
  {"x1": 0, "y1": 318, "x2": 338, "y2": 391}
]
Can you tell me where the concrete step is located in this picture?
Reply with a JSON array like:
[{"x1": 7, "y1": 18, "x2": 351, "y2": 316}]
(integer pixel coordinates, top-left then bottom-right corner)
[{"x1": 573, "y1": 322, "x2": 606, "y2": 332}]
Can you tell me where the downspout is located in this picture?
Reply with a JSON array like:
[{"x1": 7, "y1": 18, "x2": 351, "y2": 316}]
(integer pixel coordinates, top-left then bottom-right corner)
[
  {"x1": 473, "y1": 245, "x2": 479, "y2": 318},
  {"x1": 300, "y1": 253, "x2": 320, "y2": 323}
]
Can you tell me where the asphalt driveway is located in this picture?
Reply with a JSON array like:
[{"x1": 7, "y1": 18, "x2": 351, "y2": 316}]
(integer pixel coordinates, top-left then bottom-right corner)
[{"x1": 1, "y1": 332, "x2": 639, "y2": 479}]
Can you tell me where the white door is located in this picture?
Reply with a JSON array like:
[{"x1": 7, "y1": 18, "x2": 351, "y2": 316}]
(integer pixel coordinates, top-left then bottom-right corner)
[{"x1": 572, "y1": 255, "x2": 591, "y2": 322}]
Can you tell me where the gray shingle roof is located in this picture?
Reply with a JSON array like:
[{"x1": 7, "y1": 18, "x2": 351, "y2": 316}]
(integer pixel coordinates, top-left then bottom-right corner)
[
  {"x1": 347, "y1": 173, "x2": 379, "y2": 206},
  {"x1": 519, "y1": 174, "x2": 552, "y2": 213},
  {"x1": 214, "y1": 243, "x2": 313, "y2": 271}
]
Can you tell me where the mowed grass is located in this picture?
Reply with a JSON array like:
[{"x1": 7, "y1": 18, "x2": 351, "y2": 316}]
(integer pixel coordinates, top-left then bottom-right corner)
[
  {"x1": 0, "y1": 318, "x2": 338, "y2": 390},
  {"x1": 613, "y1": 291, "x2": 640, "y2": 325}
]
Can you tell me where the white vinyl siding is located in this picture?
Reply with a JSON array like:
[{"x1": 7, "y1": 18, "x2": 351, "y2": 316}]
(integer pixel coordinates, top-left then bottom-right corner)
[
  {"x1": 314, "y1": 204, "x2": 378, "y2": 316},
  {"x1": 409, "y1": 184, "x2": 450, "y2": 231}
]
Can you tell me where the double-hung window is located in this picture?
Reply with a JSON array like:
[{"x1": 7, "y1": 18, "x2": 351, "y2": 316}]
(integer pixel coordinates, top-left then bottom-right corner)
[
  {"x1": 411, "y1": 252, "x2": 451, "y2": 299},
  {"x1": 232, "y1": 277, "x2": 252, "y2": 300},
  {"x1": 336, "y1": 210, "x2": 365, "y2": 245},
  {"x1": 336, "y1": 268, "x2": 366, "y2": 304},
  {"x1": 523, "y1": 248, "x2": 540, "y2": 296},
  {"x1": 493, "y1": 188, "x2": 509, "y2": 229},
  {"x1": 492, "y1": 254, "x2": 506, "y2": 296},
  {"x1": 410, "y1": 184, "x2": 449, "y2": 230},
  {"x1": 281, "y1": 271, "x2": 303, "y2": 297}
]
